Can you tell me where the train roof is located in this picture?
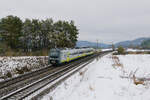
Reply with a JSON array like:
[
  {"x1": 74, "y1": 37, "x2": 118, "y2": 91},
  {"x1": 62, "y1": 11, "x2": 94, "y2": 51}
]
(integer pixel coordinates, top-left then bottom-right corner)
[{"x1": 50, "y1": 48, "x2": 94, "y2": 52}]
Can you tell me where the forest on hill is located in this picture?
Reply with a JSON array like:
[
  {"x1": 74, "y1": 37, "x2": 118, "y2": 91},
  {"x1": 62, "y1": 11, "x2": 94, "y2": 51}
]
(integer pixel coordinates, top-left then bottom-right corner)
[{"x1": 141, "y1": 39, "x2": 150, "y2": 49}]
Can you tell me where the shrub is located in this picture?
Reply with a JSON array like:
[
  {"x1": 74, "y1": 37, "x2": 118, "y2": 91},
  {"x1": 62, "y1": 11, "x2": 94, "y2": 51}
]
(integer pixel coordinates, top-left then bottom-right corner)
[{"x1": 117, "y1": 46, "x2": 125, "y2": 54}]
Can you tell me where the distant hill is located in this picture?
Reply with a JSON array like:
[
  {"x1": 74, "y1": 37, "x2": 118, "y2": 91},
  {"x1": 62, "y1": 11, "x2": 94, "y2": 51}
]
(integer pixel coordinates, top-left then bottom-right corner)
[
  {"x1": 141, "y1": 39, "x2": 150, "y2": 49},
  {"x1": 115, "y1": 37, "x2": 150, "y2": 47},
  {"x1": 76, "y1": 37, "x2": 150, "y2": 48},
  {"x1": 76, "y1": 41, "x2": 110, "y2": 48}
]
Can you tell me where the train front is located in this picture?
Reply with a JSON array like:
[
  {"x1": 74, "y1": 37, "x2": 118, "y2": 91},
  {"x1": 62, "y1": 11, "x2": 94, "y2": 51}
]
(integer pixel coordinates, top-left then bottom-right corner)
[{"x1": 48, "y1": 49, "x2": 60, "y2": 65}]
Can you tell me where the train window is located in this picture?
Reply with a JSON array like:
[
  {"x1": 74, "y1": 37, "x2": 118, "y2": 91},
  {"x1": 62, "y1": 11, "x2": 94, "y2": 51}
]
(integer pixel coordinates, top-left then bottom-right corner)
[
  {"x1": 79, "y1": 51, "x2": 83, "y2": 54},
  {"x1": 50, "y1": 51, "x2": 59, "y2": 58},
  {"x1": 70, "y1": 51, "x2": 78, "y2": 55}
]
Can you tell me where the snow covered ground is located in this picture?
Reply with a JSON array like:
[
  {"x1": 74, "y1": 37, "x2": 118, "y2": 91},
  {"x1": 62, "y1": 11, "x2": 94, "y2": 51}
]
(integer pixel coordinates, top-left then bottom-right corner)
[
  {"x1": 42, "y1": 53, "x2": 150, "y2": 100},
  {"x1": 0, "y1": 56, "x2": 48, "y2": 81},
  {"x1": 101, "y1": 48, "x2": 112, "y2": 51},
  {"x1": 127, "y1": 48, "x2": 150, "y2": 52}
]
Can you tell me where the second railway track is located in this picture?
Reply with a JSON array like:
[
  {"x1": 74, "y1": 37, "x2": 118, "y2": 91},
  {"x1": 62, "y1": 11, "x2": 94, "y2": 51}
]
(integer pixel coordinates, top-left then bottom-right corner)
[{"x1": 0, "y1": 51, "x2": 111, "y2": 100}]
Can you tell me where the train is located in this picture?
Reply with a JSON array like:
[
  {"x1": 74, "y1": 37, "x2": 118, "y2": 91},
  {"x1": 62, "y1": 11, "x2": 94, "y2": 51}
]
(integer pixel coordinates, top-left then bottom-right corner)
[{"x1": 48, "y1": 48, "x2": 95, "y2": 65}]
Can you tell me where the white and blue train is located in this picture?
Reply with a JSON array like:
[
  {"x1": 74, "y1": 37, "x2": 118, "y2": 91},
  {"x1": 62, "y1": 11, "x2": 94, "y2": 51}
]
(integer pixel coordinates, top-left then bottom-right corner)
[{"x1": 48, "y1": 48, "x2": 95, "y2": 65}]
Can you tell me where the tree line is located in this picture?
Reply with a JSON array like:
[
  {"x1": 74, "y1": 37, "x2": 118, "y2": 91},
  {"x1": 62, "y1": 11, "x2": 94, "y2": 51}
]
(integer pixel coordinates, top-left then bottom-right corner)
[{"x1": 0, "y1": 15, "x2": 79, "y2": 53}]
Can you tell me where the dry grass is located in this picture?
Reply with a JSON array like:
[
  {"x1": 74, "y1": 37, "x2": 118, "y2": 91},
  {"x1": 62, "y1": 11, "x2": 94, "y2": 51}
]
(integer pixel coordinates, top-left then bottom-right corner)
[
  {"x1": 113, "y1": 51, "x2": 150, "y2": 55},
  {"x1": 89, "y1": 85, "x2": 94, "y2": 91},
  {"x1": 5, "y1": 49, "x2": 15, "y2": 56},
  {"x1": 41, "y1": 49, "x2": 49, "y2": 56},
  {"x1": 111, "y1": 56, "x2": 147, "y2": 86},
  {"x1": 112, "y1": 56, "x2": 123, "y2": 68},
  {"x1": 126, "y1": 51, "x2": 150, "y2": 54},
  {"x1": 79, "y1": 72, "x2": 84, "y2": 76},
  {"x1": 24, "y1": 50, "x2": 49, "y2": 56},
  {"x1": 79, "y1": 68, "x2": 88, "y2": 76},
  {"x1": 133, "y1": 75, "x2": 145, "y2": 85},
  {"x1": 120, "y1": 69, "x2": 146, "y2": 86},
  {"x1": 1, "y1": 49, "x2": 49, "y2": 56}
]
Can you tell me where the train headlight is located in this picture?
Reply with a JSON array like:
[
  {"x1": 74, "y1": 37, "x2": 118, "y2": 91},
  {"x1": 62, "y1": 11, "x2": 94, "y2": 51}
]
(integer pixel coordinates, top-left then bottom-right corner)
[{"x1": 51, "y1": 60, "x2": 56, "y2": 63}]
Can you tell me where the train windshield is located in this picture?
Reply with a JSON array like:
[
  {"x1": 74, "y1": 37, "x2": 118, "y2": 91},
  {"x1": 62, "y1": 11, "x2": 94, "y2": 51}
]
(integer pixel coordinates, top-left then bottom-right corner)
[{"x1": 50, "y1": 51, "x2": 59, "y2": 58}]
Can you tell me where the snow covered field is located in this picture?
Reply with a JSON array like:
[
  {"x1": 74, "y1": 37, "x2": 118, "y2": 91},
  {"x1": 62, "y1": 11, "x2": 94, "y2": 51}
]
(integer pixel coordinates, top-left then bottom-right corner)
[
  {"x1": 42, "y1": 53, "x2": 150, "y2": 100},
  {"x1": 0, "y1": 56, "x2": 48, "y2": 81},
  {"x1": 127, "y1": 48, "x2": 150, "y2": 52}
]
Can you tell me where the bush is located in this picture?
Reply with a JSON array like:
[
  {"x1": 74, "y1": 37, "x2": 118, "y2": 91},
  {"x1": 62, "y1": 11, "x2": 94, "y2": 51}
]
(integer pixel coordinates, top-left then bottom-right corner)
[{"x1": 117, "y1": 46, "x2": 125, "y2": 54}]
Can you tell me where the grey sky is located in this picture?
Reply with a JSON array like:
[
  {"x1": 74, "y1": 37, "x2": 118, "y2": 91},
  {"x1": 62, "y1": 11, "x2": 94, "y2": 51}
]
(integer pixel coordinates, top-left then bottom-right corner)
[{"x1": 0, "y1": 0, "x2": 150, "y2": 43}]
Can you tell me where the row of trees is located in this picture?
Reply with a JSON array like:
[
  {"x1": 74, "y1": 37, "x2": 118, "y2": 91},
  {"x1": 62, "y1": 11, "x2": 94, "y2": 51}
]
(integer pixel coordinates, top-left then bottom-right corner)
[{"x1": 0, "y1": 15, "x2": 79, "y2": 52}]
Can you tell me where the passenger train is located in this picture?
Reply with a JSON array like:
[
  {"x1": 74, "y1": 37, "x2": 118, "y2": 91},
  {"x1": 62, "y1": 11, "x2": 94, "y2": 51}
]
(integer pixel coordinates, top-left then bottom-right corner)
[{"x1": 48, "y1": 48, "x2": 95, "y2": 65}]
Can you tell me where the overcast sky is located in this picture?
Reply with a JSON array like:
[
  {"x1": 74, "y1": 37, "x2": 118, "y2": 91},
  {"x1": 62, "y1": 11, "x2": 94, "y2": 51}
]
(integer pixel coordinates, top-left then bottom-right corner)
[{"x1": 0, "y1": 0, "x2": 150, "y2": 44}]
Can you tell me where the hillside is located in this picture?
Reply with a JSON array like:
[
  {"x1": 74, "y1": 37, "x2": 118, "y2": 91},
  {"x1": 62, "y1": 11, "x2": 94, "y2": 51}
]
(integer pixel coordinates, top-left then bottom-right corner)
[
  {"x1": 76, "y1": 37, "x2": 150, "y2": 48},
  {"x1": 76, "y1": 41, "x2": 110, "y2": 48},
  {"x1": 141, "y1": 39, "x2": 150, "y2": 49},
  {"x1": 115, "y1": 37, "x2": 150, "y2": 47}
]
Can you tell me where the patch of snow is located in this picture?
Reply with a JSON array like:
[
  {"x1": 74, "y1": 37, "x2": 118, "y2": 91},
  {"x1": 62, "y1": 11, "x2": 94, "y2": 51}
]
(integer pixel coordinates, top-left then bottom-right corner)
[
  {"x1": 0, "y1": 56, "x2": 48, "y2": 80},
  {"x1": 101, "y1": 48, "x2": 112, "y2": 51},
  {"x1": 118, "y1": 55, "x2": 150, "y2": 79},
  {"x1": 42, "y1": 54, "x2": 150, "y2": 100}
]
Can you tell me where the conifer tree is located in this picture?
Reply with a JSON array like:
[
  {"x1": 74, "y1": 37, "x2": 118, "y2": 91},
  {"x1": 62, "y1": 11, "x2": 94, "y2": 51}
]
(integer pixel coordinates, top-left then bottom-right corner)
[{"x1": 0, "y1": 15, "x2": 22, "y2": 49}]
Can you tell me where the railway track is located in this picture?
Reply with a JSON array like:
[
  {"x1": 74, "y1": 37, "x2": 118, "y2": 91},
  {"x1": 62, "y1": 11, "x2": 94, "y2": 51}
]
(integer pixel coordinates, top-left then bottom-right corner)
[{"x1": 0, "y1": 51, "x2": 111, "y2": 100}]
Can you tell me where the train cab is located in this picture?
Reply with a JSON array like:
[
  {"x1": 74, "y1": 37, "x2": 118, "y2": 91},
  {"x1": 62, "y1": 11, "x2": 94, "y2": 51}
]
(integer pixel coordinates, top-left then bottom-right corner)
[{"x1": 48, "y1": 49, "x2": 60, "y2": 64}]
